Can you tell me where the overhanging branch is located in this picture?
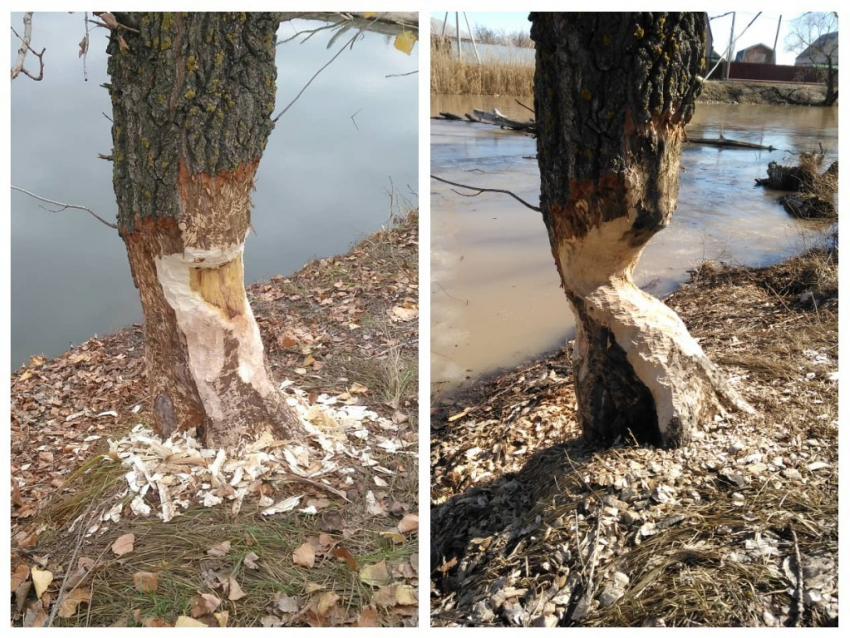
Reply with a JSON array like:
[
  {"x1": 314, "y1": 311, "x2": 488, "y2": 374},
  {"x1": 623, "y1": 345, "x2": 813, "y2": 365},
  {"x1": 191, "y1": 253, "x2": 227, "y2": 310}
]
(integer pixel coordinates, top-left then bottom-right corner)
[
  {"x1": 430, "y1": 174, "x2": 541, "y2": 213},
  {"x1": 11, "y1": 186, "x2": 118, "y2": 230}
]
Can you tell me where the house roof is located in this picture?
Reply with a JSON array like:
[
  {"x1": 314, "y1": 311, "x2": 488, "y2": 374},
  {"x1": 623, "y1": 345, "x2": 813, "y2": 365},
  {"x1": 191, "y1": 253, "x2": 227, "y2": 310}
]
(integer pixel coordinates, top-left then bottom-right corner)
[
  {"x1": 796, "y1": 31, "x2": 839, "y2": 65},
  {"x1": 734, "y1": 43, "x2": 774, "y2": 62}
]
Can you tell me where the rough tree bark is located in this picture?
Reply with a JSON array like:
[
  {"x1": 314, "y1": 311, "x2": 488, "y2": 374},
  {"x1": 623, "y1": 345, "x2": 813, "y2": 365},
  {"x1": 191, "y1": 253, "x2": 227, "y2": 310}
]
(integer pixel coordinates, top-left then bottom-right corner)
[
  {"x1": 530, "y1": 12, "x2": 752, "y2": 448},
  {"x1": 107, "y1": 12, "x2": 302, "y2": 449}
]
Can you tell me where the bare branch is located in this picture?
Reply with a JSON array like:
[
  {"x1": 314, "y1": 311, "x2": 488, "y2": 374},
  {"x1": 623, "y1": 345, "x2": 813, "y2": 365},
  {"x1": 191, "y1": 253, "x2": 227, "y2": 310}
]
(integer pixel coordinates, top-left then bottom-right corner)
[
  {"x1": 385, "y1": 69, "x2": 418, "y2": 78},
  {"x1": 11, "y1": 186, "x2": 118, "y2": 230},
  {"x1": 10, "y1": 13, "x2": 46, "y2": 82},
  {"x1": 430, "y1": 174, "x2": 541, "y2": 213},
  {"x1": 515, "y1": 98, "x2": 535, "y2": 114},
  {"x1": 272, "y1": 14, "x2": 385, "y2": 123}
]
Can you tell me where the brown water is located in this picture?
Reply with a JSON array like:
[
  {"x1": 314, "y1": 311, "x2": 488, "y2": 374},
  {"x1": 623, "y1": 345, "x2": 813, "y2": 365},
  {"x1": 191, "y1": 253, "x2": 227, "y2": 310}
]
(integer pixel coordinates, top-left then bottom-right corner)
[{"x1": 431, "y1": 95, "x2": 837, "y2": 396}]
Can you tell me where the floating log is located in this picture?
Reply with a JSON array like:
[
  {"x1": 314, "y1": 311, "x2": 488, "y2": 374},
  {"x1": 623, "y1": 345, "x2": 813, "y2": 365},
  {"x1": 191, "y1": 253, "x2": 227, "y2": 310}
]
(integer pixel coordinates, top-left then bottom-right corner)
[
  {"x1": 472, "y1": 108, "x2": 536, "y2": 132},
  {"x1": 687, "y1": 137, "x2": 775, "y2": 151}
]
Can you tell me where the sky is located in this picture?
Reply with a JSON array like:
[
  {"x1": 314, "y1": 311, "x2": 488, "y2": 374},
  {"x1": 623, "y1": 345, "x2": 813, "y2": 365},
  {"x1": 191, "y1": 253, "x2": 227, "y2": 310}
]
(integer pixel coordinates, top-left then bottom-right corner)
[{"x1": 448, "y1": 11, "x2": 812, "y2": 66}]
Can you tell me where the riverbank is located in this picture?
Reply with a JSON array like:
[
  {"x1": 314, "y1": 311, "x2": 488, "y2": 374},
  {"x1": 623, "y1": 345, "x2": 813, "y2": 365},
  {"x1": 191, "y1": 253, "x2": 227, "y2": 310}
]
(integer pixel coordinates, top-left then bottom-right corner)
[
  {"x1": 699, "y1": 80, "x2": 830, "y2": 106},
  {"x1": 431, "y1": 49, "x2": 830, "y2": 108},
  {"x1": 431, "y1": 234, "x2": 837, "y2": 627},
  {"x1": 11, "y1": 211, "x2": 419, "y2": 627}
]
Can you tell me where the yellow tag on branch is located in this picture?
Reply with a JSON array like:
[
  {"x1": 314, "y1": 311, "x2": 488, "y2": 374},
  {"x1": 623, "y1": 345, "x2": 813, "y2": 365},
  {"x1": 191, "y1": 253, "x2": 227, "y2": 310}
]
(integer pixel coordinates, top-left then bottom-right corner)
[{"x1": 393, "y1": 31, "x2": 418, "y2": 55}]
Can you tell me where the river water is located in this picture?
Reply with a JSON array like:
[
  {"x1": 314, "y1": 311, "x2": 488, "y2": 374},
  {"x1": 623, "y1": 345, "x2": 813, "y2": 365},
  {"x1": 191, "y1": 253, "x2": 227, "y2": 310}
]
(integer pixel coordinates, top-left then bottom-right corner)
[
  {"x1": 10, "y1": 14, "x2": 418, "y2": 368},
  {"x1": 431, "y1": 95, "x2": 837, "y2": 396}
]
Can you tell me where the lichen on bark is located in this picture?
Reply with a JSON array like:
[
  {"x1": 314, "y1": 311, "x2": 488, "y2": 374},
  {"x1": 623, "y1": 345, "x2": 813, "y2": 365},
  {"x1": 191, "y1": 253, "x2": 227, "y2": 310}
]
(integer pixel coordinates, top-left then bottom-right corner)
[{"x1": 108, "y1": 12, "x2": 279, "y2": 235}]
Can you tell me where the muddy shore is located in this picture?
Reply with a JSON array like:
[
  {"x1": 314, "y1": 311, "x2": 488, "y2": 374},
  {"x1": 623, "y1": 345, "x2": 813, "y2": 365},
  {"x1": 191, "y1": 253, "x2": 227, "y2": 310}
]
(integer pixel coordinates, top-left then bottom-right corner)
[
  {"x1": 431, "y1": 235, "x2": 838, "y2": 627},
  {"x1": 698, "y1": 80, "x2": 829, "y2": 106}
]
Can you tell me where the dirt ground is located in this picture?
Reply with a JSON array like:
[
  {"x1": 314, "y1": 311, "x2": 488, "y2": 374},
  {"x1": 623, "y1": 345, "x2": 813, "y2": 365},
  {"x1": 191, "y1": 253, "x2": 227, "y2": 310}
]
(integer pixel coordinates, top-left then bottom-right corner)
[
  {"x1": 431, "y1": 231, "x2": 837, "y2": 627},
  {"x1": 11, "y1": 211, "x2": 419, "y2": 627},
  {"x1": 698, "y1": 80, "x2": 829, "y2": 106}
]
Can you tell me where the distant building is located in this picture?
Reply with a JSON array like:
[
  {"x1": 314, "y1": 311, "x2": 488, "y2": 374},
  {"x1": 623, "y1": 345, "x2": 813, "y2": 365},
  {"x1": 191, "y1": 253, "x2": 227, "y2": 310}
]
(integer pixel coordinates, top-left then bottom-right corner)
[
  {"x1": 795, "y1": 31, "x2": 838, "y2": 66},
  {"x1": 735, "y1": 43, "x2": 774, "y2": 64}
]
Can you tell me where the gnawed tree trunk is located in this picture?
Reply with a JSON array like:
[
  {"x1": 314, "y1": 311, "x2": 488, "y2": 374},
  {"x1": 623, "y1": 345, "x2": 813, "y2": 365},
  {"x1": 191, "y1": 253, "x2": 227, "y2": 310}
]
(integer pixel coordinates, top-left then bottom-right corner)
[
  {"x1": 530, "y1": 12, "x2": 752, "y2": 448},
  {"x1": 107, "y1": 12, "x2": 302, "y2": 449}
]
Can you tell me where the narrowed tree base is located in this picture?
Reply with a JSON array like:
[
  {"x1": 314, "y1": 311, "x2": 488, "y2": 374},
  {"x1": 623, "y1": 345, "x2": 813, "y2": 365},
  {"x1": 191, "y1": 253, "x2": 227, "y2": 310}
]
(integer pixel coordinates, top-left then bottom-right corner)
[{"x1": 569, "y1": 279, "x2": 753, "y2": 448}]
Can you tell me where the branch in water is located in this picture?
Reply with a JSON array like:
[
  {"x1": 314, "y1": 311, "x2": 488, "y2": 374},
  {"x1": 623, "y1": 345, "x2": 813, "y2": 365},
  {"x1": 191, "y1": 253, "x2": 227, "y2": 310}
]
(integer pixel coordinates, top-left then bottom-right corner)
[
  {"x1": 11, "y1": 186, "x2": 118, "y2": 230},
  {"x1": 430, "y1": 174, "x2": 541, "y2": 213}
]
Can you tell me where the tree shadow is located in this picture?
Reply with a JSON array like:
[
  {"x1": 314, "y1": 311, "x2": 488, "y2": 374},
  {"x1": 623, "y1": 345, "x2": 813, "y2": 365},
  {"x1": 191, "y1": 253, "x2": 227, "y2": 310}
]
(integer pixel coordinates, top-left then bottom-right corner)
[{"x1": 431, "y1": 435, "x2": 597, "y2": 594}]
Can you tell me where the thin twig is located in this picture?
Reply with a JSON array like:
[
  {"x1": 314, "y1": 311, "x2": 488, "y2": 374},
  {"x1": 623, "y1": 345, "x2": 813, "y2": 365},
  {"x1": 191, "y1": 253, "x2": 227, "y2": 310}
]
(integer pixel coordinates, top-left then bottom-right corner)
[
  {"x1": 791, "y1": 523, "x2": 805, "y2": 627},
  {"x1": 46, "y1": 502, "x2": 100, "y2": 627},
  {"x1": 386, "y1": 69, "x2": 418, "y2": 78},
  {"x1": 11, "y1": 186, "x2": 118, "y2": 230},
  {"x1": 10, "y1": 13, "x2": 45, "y2": 82},
  {"x1": 277, "y1": 20, "x2": 347, "y2": 46},
  {"x1": 430, "y1": 174, "x2": 541, "y2": 213},
  {"x1": 272, "y1": 14, "x2": 385, "y2": 123},
  {"x1": 515, "y1": 98, "x2": 535, "y2": 114},
  {"x1": 350, "y1": 108, "x2": 361, "y2": 131}
]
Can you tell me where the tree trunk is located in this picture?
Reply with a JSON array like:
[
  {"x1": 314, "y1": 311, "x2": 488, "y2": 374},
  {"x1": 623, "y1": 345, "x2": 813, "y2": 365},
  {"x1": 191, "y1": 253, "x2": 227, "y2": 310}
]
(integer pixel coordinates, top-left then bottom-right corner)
[
  {"x1": 824, "y1": 57, "x2": 837, "y2": 106},
  {"x1": 107, "y1": 12, "x2": 302, "y2": 449},
  {"x1": 530, "y1": 12, "x2": 752, "y2": 448}
]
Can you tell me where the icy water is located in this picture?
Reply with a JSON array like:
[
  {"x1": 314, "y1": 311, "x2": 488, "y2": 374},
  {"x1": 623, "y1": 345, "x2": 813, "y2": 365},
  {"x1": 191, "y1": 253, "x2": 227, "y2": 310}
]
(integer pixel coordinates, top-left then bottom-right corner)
[
  {"x1": 431, "y1": 95, "x2": 837, "y2": 395},
  {"x1": 10, "y1": 14, "x2": 418, "y2": 368}
]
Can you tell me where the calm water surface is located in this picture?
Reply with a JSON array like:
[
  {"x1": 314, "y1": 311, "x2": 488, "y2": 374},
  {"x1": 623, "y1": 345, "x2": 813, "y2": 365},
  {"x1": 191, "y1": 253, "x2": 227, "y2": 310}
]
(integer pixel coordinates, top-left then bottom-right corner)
[
  {"x1": 431, "y1": 94, "x2": 837, "y2": 395},
  {"x1": 10, "y1": 14, "x2": 418, "y2": 367}
]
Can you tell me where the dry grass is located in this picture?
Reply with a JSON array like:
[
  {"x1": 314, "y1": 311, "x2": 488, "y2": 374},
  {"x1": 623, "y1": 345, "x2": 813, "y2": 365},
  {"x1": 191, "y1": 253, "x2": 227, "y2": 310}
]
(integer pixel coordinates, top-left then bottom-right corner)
[
  {"x1": 45, "y1": 506, "x2": 415, "y2": 627},
  {"x1": 431, "y1": 41, "x2": 534, "y2": 96}
]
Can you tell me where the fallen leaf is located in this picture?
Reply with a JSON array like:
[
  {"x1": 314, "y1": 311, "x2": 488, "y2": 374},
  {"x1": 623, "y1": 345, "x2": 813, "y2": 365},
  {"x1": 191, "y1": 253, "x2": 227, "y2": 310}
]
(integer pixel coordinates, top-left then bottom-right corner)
[
  {"x1": 175, "y1": 616, "x2": 207, "y2": 627},
  {"x1": 111, "y1": 533, "x2": 135, "y2": 556},
  {"x1": 243, "y1": 551, "x2": 260, "y2": 569},
  {"x1": 275, "y1": 593, "x2": 300, "y2": 613},
  {"x1": 14, "y1": 580, "x2": 32, "y2": 614},
  {"x1": 392, "y1": 411, "x2": 408, "y2": 424},
  {"x1": 133, "y1": 571, "x2": 159, "y2": 593},
  {"x1": 32, "y1": 567, "x2": 53, "y2": 599},
  {"x1": 398, "y1": 513, "x2": 419, "y2": 534},
  {"x1": 356, "y1": 605, "x2": 380, "y2": 627},
  {"x1": 228, "y1": 577, "x2": 246, "y2": 601},
  {"x1": 23, "y1": 602, "x2": 48, "y2": 627},
  {"x1": 207, "y1": 540, "x2": 231, "y2": 557},
  {"x1": 380, "y1": 531, "x2": 405, "y2": 543},
  {"x1": 18, "y1": 369, "x2": 33, "y2": 382},
  {"x1": 190, "y1": 593, "x2": 221, "y2": 617},
  {"x1": 58, "y1": 587, "x2": 91, "y2": 618},
  {"x1": 11, "y1": 563, "x2": 30, "y2": 591},
  {"x1": 390, "y1": 305, "x2": 418, "y2": 322},
  {"x1": 349, "y1": 382, "x2": 369, "y2": 394},
  {"x1": 28, "y1": 354, "x2": 47, "y2": 367},
  {"x1": 117, "y1": 34, "x2": 129, "y2": 51},
  {"x1": 393, "y1": 584, "x2": 417, "y2": 606},
  {"x1": 293, "y1": 542, "x2": 316, "y2": 568},
  {"x1": 334, "y1": 545, "x2": 357, "y2": 570},
  {"x1": 143, "y1": 617, "x2": 172, "y2": 627},
  {"x1": 317, "y1": 590, "x2": 340, "y2": 615},
  {"x1": 359, "y1": 560, "x2": 391, "y2": 587},
  {"x1": 261, "y1": 615, "x2": 283, "y2": 627},
  {"x1": 374, "y1": 476, "x2": 388, "y2": 487},
  {"x1": 214, "y1": 610, "x2": 229, "y2": 627}
]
